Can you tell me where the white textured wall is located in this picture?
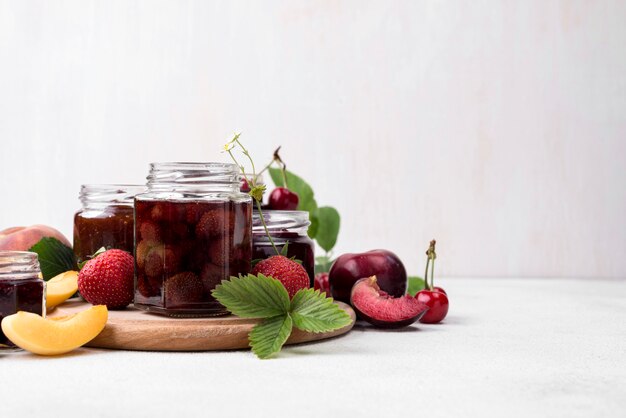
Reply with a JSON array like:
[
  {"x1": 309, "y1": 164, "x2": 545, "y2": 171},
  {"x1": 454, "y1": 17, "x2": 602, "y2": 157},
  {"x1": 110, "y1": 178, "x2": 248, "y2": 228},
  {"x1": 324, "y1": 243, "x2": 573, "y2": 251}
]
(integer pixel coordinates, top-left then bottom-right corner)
[{"x1": 1, "y1": 0, "x2": 625, "y2": 278}]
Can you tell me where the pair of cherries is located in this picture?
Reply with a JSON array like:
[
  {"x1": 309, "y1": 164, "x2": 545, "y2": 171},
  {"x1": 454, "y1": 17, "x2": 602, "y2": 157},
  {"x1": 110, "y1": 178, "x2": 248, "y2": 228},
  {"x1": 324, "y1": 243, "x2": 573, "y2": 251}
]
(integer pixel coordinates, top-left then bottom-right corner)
[{"x1": 415, "y1": 240, "x2": 449, "y2": 324}]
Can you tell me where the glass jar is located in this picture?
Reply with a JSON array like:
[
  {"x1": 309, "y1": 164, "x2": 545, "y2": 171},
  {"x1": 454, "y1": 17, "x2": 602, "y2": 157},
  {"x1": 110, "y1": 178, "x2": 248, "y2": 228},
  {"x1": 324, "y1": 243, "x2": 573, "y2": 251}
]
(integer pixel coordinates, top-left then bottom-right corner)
[
  {"x1": 73, "y1": 184, "x2": 145, "y2": 264},
  {"x1": 134, "y1": 162, "x2": 252, "y2": 317},
  {"x1": 0, "y1": 251, "x2": 45, "y2": 351},
  {"x1": 253, "y1": 210, "x2": 315, "y2": 285}
]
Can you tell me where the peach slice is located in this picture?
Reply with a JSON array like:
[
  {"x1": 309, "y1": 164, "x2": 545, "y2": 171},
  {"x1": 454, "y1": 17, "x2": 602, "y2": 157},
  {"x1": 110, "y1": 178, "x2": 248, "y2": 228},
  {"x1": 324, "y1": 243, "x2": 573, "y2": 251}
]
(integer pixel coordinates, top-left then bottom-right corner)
[
  {"x1": 1, "y1": 305, "x2": 108, "y2": 355},
  {"x1": 46, "y1": 271, "x2": 79, "y2": 309}
]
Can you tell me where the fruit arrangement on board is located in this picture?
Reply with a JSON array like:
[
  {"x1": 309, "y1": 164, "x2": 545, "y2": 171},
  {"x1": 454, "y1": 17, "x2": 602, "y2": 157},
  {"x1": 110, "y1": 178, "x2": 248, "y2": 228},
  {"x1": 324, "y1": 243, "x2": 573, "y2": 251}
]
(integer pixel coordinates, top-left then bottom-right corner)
[{"x1": 0, "y1": 133, "x2": 450, "y2": 359}]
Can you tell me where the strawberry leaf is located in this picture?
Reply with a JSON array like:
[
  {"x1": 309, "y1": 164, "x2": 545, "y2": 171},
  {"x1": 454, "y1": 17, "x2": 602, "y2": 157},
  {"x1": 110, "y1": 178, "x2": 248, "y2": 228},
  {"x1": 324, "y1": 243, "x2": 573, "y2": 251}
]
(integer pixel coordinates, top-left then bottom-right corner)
[
  {"x1": 211, "y1": 274, "x2": 290, "y2": 318},
  {"x1": 28, "y1": 237, "x2": 78, "y2": 280},
  {"x1": 290, "y1": 288, "x2": 352, "y2": 333},
  {"x1": 249, "y1": 314, "x2": 293, "y2": 359}
]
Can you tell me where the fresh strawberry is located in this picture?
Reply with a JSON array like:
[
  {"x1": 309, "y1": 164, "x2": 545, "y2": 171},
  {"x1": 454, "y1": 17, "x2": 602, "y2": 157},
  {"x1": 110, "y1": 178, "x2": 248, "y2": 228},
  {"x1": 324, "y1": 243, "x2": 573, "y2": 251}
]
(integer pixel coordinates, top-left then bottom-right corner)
[
  {"x1": 251, "y1": 255, "x2": 309, "y2": 298},
  {"x1": 314, "y1": 272, "x2": 330, "y2": 297},
  {"x1": 78, "y1": 249, "x2": 134, "y2": 309}
]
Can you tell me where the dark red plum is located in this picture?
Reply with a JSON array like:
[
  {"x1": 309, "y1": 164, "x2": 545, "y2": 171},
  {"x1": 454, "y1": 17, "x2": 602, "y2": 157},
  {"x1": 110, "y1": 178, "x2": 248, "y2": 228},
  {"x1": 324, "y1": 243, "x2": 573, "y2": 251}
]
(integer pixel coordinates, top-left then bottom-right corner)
[
  {"x1": 350, "y1": 276, "x2": 428, "y2": 328},
  {"x1": 328, "y1": 249, "x2": 407, "y2": 303}
]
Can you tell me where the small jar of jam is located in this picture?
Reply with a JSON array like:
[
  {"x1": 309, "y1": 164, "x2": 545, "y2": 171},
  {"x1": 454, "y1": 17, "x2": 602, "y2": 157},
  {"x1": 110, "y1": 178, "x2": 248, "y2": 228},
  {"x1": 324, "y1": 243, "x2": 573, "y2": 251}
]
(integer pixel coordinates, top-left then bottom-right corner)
[
  {"x1": 0, "y1": 251, "x2": 45, "y2": 351},
  {"x1": 73, "y1": 184, "x2": 145, "y2": 264},
  {"x1": 134, "y1": 162, "x2": 252, "y2": 317},
  {"x1": 253, "y1": 210, "x2": 315, "y2": 285}
]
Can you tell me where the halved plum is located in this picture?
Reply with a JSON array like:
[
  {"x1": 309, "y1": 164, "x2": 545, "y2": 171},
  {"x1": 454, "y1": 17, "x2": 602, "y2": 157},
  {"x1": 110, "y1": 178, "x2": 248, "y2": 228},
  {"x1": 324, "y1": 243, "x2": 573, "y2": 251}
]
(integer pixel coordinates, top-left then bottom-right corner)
[{"x1": 350, "y1": 276, "x2": 428, "y2": 329}]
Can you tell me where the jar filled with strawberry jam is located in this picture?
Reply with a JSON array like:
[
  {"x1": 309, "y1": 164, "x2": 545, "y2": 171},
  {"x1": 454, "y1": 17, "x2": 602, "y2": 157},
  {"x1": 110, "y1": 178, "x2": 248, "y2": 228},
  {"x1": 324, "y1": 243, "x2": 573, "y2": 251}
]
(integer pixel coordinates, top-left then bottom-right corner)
[
  {"x1": 253, "y1": 210, "x2": 315, "y2": 286},
  {"x1": 134, "y1": 162, "x2": 252, "y2": 317},
  {"x1": 0, "y1": 251, "x2": 45, "y2": 351},
  {"x1": 73, "y1": 185, "x2": 145, "y2": 264}
]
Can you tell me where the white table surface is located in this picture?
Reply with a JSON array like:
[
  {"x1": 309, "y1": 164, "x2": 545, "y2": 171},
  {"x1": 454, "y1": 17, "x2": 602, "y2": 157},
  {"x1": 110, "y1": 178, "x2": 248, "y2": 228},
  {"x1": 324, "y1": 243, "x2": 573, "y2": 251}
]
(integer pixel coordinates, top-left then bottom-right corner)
[{"x1": 3, "y1": 278, "x2": 625, "y2": 418}]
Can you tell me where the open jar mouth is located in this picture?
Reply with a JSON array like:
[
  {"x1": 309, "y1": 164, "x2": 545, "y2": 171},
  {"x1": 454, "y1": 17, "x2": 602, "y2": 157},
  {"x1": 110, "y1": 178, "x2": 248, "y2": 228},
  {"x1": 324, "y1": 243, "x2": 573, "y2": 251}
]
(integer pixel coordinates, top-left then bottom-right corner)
[
  {"x1": 80, "y1": 184, "x2": 146, "y2": 207},
  {"x1": 146, "y1": 162, "x2": 241, "y2": 193},
  {"x1": 0, "y1": 251, "x2": 41, "y2": 278},
  {"x1": 253, "y1": 210, "x2": 310, "y2": 232}
]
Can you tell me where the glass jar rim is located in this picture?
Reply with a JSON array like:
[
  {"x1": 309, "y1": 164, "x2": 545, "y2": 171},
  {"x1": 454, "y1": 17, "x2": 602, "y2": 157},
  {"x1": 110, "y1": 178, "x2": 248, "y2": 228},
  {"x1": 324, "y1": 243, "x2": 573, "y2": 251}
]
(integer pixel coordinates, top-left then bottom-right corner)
[
  {"x1": 253, "y1": 210, "x2": 310, "y2": 232},
  {"x1": 145, "y1": 162, "x2": 241, "y2": 194},
  {"x1": 79, "y1": 184, "x2": 145, "y2": 207},
  {"x1": 0, "y1": 251, "x2": 41, "y2": 278}
]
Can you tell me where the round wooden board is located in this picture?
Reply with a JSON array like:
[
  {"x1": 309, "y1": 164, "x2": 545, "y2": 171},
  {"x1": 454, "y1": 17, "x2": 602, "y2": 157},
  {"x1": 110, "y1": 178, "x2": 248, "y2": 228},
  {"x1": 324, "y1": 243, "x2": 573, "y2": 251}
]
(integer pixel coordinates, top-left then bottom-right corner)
[{"x1": 51, "y1": 301, "x2": 356, "y2": 352}]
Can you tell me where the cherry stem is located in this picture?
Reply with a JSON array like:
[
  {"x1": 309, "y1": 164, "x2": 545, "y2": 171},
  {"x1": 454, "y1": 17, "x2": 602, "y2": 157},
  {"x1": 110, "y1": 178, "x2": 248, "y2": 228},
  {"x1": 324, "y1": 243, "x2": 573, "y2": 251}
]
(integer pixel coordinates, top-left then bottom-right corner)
[{"x1": 423, "y1": 239, "x2": 437, "y2": 290}]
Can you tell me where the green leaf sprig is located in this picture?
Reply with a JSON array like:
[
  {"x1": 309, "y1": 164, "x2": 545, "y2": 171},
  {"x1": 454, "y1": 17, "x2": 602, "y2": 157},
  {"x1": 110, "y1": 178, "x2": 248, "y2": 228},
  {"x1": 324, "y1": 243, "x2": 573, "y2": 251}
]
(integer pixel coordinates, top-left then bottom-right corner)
[
  {"x1": 212, "y1": 274, "x2": 352, "y2": 359},
  {"x1": 267, "y1": 167, "x2": 341, "y2": 273}
]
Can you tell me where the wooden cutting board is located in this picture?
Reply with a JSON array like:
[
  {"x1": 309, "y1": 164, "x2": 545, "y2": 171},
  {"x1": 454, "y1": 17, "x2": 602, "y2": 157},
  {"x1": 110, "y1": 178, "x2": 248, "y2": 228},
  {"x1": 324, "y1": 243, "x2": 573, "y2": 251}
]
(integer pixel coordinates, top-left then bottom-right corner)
[{"x1": 51, "y1": 301, "x2": 356, "y2": 352}]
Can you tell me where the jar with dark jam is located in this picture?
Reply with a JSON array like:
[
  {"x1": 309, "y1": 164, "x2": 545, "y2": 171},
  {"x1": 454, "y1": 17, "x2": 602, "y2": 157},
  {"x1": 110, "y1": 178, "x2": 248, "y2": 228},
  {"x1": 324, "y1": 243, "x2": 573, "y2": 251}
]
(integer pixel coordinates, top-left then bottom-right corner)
[
  {"x1": 253, "y1": 210, "x2": 315, "y2": 285},
  {"x1": 73, "y1": 184, "x2": 145, "y2": 264},
  {"x1": 0, "y1": 251, "x2": 45, "y2": 351},
  {"x1": 134, "y1": 162, "x2": 252, "y2": 317}
]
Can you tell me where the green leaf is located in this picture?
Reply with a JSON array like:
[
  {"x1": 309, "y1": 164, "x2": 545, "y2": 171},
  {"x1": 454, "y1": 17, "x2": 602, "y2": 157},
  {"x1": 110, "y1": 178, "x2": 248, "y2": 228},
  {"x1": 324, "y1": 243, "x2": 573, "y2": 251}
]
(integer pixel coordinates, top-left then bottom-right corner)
[
  {"x1": 211, "y1": 274, "x2": 290, "y2": 318},
  {"x1": 312, "y1": 206, "x2": 340, "y2": 252},
  {"x1": 407, "y1": 276, "x2": 425, "y2": 296},
  {"x1": 268, "y1": 168, "x2": 318, "y2": 213},
  {"x1": 249, "y1": 314, "x2": 293, "y2": 359},
  {"x1": 77, "y1": 246, "x2": 107, "y2": 269},
  {"x1": 279, "y1": 242, "x2": 290, "y2": 256},
  {"x1": 290, "y1": 288, "x2": 352, "y2": 333},
  {"x1": 28, "y1": 237, "x2": 77, "y2": 280}
]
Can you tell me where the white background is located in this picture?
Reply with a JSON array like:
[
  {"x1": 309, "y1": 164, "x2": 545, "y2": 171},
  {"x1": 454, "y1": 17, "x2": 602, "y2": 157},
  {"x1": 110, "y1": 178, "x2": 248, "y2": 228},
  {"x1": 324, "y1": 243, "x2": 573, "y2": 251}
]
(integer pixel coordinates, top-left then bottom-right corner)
[{"x1": 1, "y1": 0, "x2": 624, "y2": 278}]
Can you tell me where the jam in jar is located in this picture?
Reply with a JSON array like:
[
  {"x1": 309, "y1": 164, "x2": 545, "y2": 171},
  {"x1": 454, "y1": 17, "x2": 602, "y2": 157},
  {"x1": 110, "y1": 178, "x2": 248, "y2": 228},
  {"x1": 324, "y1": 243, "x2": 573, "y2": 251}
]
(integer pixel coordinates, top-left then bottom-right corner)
[
  {"x1": 0, "y1": 251, "x2": 45, "y2": 350},
  {"x1": 134, "y1": 162, "x2": 252, "y2": 317},
  {"x1": 253, "y1": 210, "x2": 315, "y2": 285},
  {"x1": 73, "y1": 184, "x2": 145, "y2": 264}
]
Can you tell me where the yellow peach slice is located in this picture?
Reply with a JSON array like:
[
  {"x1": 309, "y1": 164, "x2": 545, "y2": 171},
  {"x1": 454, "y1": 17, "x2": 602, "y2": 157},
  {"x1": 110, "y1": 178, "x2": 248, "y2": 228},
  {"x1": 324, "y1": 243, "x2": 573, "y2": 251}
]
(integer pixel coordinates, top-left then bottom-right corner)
[
  {"x1": 46, "y1": 271, "x2": 79, "y2": 309},
  {"x1": 0, "y1": 305, "x2": 108, "y2": 355}
]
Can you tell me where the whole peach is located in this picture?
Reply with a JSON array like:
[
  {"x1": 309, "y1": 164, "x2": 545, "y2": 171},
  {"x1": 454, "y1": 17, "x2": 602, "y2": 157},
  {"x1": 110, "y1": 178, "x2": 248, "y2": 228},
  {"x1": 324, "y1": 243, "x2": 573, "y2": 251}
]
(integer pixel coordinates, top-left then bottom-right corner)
[{"x1": 0, "y1": 225, "x2": 71, "y2": 251}]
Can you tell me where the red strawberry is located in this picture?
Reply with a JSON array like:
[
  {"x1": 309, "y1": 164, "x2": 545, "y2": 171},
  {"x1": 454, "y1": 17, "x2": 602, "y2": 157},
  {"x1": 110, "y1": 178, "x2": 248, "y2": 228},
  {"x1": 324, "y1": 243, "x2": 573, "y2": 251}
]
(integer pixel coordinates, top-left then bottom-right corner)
[
  {"x1": 251, "y1": 255, "x2": 309, "y2": 298},
  {"x1": 314, "y1": 272, "x2": 330, "y2": 297},
  {"x1": 78, "y1": 249, "x2": 134, "y2": 309}
]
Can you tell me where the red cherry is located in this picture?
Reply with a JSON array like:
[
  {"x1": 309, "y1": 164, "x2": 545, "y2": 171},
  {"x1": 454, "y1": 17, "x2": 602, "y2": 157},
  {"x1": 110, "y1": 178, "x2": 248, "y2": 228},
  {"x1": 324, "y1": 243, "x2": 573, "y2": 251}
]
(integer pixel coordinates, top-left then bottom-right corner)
[
  {"x1": 314, "y1": 272, "x2": 330, "y2": 297},
  {"x1": 432, "y1": 286, "x2": 447, "y2": 295},
  {"x1": 416, "y1": 290, "x2": 449, "y2": 324},
  {"x1": 240, "y1": 178, "x2": 251, "y2": 193},
  {"x1": 268, "y1": 187, "x2": 299, "y2": 210}
]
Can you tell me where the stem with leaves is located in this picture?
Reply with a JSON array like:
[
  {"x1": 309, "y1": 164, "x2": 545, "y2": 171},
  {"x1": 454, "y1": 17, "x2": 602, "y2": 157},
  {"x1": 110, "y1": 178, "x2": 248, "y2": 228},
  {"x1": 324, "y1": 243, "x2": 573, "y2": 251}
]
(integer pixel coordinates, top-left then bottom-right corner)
[{"x1": 224, "y1": 133, "x2": 280, "y2": 256}]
